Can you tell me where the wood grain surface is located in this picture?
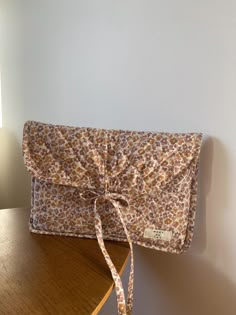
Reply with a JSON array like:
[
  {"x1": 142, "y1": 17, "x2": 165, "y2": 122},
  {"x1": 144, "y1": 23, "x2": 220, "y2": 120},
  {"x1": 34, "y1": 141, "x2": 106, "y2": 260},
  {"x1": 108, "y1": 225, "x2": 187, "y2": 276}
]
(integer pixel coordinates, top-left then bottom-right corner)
[{"x1": 0, "y1": 208, "x2": 130, "y2": 315}]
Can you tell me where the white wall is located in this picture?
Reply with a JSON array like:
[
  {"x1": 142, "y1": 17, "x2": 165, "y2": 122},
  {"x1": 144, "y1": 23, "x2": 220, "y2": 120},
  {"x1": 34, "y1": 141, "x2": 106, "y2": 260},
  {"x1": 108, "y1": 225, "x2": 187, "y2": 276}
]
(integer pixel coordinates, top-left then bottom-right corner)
[{"x1": 1, "y1": 1, "x2": 236, "y2": 314}]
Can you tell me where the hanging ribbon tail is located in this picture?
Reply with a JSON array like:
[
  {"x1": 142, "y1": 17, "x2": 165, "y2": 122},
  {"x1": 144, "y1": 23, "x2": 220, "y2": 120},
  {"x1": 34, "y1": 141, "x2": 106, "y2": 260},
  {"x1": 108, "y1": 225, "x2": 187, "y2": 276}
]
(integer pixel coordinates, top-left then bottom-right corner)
[{"x1": 93, "y1": 195, "x2": 134, "y2": 315}]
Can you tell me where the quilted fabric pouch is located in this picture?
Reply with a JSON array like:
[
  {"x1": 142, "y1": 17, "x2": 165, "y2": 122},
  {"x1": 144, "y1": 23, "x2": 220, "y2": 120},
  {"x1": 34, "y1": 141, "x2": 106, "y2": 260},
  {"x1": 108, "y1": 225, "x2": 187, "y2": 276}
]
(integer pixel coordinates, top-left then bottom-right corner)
[{"x1": 22, "y1": 120, "x2": 202, "y2": 315}]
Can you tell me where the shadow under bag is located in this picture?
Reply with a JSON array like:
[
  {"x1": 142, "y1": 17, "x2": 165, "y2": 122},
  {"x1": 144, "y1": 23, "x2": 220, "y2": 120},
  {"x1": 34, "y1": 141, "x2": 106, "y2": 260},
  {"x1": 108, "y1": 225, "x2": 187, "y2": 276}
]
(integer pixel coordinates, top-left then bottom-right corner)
[{"x1": 22, "y1": 120, "x2": 202, "y2": 315}]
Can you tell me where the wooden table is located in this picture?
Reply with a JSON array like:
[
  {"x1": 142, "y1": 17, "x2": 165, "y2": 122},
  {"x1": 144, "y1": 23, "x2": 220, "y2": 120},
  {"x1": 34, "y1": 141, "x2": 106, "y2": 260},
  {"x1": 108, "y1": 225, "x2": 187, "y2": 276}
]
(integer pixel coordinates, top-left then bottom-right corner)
[{"x1": 0, "y1": 208, "x2": 130, "y2": 315}]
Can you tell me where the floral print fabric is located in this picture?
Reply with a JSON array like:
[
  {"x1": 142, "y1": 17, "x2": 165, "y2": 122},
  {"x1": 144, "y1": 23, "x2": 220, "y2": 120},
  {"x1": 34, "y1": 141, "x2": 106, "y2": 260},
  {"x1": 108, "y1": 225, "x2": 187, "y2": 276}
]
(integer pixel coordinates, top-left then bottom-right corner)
[{"x1": 22, "y1": 120, "x2": 202, "y2": 315}]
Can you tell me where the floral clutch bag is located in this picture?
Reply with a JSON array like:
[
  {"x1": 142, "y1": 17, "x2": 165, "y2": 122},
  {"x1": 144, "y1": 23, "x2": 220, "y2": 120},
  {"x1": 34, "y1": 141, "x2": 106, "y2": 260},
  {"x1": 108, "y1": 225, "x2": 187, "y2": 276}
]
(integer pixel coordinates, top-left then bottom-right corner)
[{"x1": 22, "y1": 120, "x2": 202, "y2": 315}]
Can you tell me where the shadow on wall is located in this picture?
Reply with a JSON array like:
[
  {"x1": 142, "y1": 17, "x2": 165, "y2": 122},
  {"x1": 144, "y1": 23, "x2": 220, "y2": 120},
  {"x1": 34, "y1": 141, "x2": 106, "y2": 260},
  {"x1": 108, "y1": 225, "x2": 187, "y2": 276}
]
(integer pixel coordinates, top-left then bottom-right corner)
[
  {"x1": 190, "y1": 135, "x2": 214, "y2": 253},
  {"x1": 134, "y1": 248, "x2": 236, "y2": 315},
  {"x1": 0, "y1": 127, "x2": 31, "y2": 209}
]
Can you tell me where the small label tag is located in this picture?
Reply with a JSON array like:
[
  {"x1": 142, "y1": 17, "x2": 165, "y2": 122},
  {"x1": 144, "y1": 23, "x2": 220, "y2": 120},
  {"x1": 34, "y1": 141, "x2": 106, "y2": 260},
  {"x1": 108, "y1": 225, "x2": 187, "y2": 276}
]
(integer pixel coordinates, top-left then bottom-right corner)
[{"x1": 144, "y1": 228, "x2": 172, "y2": 241}]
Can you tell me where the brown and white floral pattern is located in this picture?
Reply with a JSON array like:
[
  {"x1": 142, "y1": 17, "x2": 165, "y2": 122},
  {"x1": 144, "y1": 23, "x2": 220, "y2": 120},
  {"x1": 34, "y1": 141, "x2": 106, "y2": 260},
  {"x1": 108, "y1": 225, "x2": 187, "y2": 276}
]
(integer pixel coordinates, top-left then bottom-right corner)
[{"x1": 23, "y1": 120, "x2": 202, "y2": 315}]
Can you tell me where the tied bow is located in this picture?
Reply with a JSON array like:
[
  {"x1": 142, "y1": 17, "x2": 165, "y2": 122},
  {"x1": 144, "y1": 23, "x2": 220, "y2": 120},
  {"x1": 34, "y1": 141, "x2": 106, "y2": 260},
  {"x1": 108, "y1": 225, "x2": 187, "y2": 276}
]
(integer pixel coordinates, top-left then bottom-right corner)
[
  {"x1": 79, "y1": 189, "x2": 134, "y2": 315},
  {"x1": 79, "y1": 190, "x2": 130, "y2": 207}
]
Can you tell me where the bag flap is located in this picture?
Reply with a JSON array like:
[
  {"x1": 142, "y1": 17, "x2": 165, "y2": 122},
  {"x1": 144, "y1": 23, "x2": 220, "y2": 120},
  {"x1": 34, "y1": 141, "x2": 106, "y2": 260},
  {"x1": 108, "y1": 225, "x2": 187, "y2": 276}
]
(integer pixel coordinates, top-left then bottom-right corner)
[{"x1": 23, "y1": 121, "x2": 202, "y2": 195}]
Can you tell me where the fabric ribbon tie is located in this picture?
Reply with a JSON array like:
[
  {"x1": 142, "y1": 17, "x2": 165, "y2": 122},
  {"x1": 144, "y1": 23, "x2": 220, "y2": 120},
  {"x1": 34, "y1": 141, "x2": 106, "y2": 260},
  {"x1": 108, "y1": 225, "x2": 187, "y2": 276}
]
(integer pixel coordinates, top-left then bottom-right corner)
[{"x1": 79, "y1": 190, "x2": 134, "y2": 315}]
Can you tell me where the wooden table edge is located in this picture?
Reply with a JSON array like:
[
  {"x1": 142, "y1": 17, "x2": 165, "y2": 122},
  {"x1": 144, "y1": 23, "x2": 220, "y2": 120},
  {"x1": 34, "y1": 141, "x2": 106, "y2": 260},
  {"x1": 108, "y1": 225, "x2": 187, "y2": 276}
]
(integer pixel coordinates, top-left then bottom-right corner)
[
  {"x1": 92, "y1": 252, "x2": 130, "y2": 314},
  {"x1": 0, "y1": 208, "x2": 130, "y2": 315}
]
